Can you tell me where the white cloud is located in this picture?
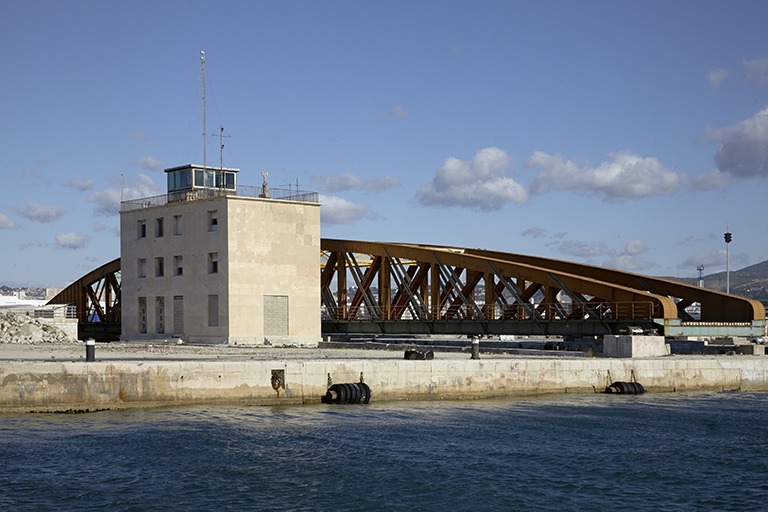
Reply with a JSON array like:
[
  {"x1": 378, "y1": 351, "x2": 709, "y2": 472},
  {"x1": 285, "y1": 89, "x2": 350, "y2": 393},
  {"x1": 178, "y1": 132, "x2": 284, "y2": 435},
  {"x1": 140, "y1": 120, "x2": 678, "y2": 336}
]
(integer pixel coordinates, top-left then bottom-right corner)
[
  {"x1": 554, "y1": 240, "x2": 613, "y2": 258},
  {"x1": 707, "y1": 106, "x2": 768, "y2": 177},
  {"x1": 677, "y1": 249, "x2": 750, "y2": 269},
  {"x1": 624, "y1": 239, "x2": 648, "y2": 255},
  {"x1": 0, "y1": 213, "x2": 17, "y2": 229},
  {"x1": 521, "y1": 227, "x2": 546, "y2": 239},
  {"x1": 88, "y1": 174, "x2": 162, "y2": 217},
  {"x1": 319, "y1": 195, "x2": 380, "y2": 226},
  {"x1": 11, "y1": 203, "x2": 67, "y2": 223},
  {"x1": 415, "y1": 147, "x2": 528, "y2": 211},
  {"x1": 20, "y1": 241, "x2": 42, "y2": 250},
  {"x1": 93, "y1": 222, "x2": 107, "y2": 232},
  {"x1": 602, "y1": 254, "x2": 653, "y2": 272},
  {"x1": 387, "y1": 105, "x2": 410, "y2": 117},
  {"x1": 548, "y1": 237, "x2": 653, "y2": 271},
  {"x1": 742, "y1": 57, "x2": 768, "y2": 86},
  {"x1": 708, "y1": 68, "x2": 729, "y2": 89},
  {"x1": 131, "y1": 155, "x2": 166, "y2": 172},
  {"x1": 311, "y1": 172, "x2": 401, "y2": 193},
  {"x1": 132, "y1": 130, "x2": 151, "y2": 141},
  {"x1": 55, "y1": 232, "x2": 91, "y2": 250},
  {"x1": 690, "y1": 168, "x2": 729, "y2": 190},
  {"x1": 63, "y1": 178, "x2": 95, "y2": 191},
  {"x1": 526, "y1": 150, "x2": 682, "y2": 201}
]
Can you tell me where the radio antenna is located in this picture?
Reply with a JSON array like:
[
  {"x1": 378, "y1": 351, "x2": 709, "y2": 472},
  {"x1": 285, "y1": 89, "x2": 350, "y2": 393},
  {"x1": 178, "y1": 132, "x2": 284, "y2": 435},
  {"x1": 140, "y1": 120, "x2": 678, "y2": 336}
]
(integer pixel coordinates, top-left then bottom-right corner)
[{"x1": 201, "y1": 50, "x2": 207, "y2": 171}]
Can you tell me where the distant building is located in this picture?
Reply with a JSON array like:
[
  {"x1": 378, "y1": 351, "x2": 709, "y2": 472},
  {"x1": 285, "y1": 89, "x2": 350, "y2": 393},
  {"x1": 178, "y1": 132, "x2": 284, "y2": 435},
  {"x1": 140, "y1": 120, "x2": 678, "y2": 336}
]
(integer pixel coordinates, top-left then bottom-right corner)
[{"x1": 120, "y1": 164, "x2": 321, "y2": 346}]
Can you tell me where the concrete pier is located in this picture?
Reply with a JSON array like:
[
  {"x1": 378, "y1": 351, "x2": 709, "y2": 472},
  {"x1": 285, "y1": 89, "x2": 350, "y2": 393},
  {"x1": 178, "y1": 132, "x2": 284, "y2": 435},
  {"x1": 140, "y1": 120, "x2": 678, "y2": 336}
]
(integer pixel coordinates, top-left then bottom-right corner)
[{"x1": 2, "y1": 351, "x2": 768, "y2": 413}]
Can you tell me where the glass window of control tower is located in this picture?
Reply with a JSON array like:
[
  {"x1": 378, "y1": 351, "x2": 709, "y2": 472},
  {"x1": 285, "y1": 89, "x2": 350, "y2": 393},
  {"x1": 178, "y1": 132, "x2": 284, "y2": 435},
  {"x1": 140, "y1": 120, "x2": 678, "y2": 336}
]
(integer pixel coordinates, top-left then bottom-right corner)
[{"x1": 167, "y1": 170, "x2": 192, "y2": 192}]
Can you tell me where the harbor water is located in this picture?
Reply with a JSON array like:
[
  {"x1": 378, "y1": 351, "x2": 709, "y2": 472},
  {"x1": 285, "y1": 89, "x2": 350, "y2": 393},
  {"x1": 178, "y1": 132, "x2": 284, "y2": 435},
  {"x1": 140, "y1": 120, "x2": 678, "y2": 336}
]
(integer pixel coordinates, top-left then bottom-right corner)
[{"x1": 1, "y1": 391, "x2": 767, "y2": 511}]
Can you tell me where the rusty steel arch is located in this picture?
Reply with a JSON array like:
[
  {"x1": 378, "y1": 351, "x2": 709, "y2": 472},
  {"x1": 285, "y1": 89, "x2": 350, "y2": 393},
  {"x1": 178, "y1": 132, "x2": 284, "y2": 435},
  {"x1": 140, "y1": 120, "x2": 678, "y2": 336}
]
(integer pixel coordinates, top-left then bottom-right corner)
[
  {"x1": 321, "y1": 239, "x2": 765, "y2": 337},
  {"x1": 47, "y1": 258, "x2": 121, "y2": 340}
]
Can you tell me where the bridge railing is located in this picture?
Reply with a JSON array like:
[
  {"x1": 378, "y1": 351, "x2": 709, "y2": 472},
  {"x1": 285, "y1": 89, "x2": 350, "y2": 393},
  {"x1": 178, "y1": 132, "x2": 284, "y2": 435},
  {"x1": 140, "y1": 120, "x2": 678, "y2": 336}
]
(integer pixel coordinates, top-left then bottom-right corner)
[{"x1": 322, "y1": 301, "x2": 660, "y2": 321}]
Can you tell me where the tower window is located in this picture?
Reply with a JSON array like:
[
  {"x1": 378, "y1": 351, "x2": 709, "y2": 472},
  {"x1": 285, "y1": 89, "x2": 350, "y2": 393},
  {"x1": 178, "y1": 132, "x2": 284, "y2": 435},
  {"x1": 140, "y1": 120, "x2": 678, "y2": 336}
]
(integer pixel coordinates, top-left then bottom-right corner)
[
  {"x1": 155, "y1": 217, "x2": 164, "y2": 237},
  {"x1": 209, "y1": 210, "x2": 218, "y2": 232},
  {"x1": 208, "y1": 252, "x2": 218, "y2": 274}
]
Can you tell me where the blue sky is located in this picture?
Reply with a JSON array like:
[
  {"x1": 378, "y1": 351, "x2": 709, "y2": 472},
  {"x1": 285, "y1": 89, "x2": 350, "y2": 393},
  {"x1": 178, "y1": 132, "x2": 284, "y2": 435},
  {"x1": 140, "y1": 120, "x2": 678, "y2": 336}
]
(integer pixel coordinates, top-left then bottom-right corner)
[{"x1": 2, "y1": 1, "x2": 768, "y2": 288}]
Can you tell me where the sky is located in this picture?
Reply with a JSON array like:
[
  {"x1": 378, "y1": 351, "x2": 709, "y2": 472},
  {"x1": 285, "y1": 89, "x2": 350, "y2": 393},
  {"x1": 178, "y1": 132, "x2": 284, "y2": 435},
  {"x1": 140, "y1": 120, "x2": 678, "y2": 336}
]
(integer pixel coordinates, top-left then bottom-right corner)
[{"x1": 2, "y1": 1, "x2": 768, "y2": 288}]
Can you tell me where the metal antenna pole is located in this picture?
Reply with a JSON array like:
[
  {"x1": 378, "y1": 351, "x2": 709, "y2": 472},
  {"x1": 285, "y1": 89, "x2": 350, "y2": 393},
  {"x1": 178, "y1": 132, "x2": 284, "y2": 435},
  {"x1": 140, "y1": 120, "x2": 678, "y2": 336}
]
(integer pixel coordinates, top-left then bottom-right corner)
[
  {"x1": 215, "y1": 125, "x2": 231, "y2": 189},
  {"x1": 724, "y1": 224, "x2": 732, "y2": 294},
  {"x1": 201, "y1": 51, "x2": 206, "y2": 171}
]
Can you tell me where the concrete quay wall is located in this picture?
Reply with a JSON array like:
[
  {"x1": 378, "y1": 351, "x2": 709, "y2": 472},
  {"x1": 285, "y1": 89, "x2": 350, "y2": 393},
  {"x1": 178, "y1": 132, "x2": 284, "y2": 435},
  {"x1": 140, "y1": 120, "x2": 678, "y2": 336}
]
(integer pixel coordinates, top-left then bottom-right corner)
[{"x1": 1, "y1": 356, "x2": 767, "y2": 413}]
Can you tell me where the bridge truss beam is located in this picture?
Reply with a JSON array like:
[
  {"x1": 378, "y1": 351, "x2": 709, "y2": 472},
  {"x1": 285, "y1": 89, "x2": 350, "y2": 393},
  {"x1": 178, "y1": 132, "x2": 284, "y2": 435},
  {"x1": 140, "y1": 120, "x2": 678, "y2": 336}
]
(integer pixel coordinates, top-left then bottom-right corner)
[{"x1": 321, "y1": 240, "x2": 765, "y2": 337}]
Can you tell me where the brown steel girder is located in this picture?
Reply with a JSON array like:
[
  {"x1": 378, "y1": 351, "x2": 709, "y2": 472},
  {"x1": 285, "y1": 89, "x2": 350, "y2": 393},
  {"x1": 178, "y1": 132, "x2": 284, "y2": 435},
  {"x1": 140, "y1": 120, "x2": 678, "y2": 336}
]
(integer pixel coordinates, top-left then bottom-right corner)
[
  {"x1": 47, "y1": 258, "x2": 122, "y2": 324},
  {"x1": 321, "y1": 240, "x2": 680, "y2": 331}
]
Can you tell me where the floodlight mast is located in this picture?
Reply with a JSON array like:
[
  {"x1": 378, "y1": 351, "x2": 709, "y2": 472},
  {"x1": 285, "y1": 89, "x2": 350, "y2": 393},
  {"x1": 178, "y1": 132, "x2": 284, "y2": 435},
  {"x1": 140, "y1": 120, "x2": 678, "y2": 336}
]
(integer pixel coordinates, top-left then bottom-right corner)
[{"x1": 724, "y1": 225, "x2": 732, "y2": 294}]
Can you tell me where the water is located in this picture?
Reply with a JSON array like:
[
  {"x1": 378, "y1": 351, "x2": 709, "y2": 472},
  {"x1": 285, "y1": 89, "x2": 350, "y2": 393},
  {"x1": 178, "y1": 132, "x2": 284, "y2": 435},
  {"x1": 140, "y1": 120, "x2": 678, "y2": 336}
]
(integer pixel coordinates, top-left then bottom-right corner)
[{"x1": 1, "y1": 392, "x2": 767, "y2": 511}]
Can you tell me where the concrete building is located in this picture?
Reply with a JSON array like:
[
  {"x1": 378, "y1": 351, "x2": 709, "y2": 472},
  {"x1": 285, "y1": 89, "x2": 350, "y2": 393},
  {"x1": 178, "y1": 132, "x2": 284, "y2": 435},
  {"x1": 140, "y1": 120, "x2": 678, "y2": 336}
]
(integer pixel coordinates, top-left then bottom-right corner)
[{"x1": 120, "y1": 164, "x2": 321, "y2": 346}]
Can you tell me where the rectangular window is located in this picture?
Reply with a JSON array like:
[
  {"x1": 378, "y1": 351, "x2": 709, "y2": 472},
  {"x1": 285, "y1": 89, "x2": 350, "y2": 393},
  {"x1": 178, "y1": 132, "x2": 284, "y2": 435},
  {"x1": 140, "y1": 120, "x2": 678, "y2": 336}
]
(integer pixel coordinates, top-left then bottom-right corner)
[
  {"x1": 224, "y1": 172, "x2": 236, "y2": 190},
  {"x1": 208, "y1": 294, "x2": 219, "y2": 327},
  {"x1": 138, "y1": 259, "x2": 146, "y2": 278},
  {"x1": 155, "y1": 257, "x2": 164, "y2": 277},
  {"x1": 208, "y1": 210, "x2": 218, "y2": 231},
  {"x1": 138, "y1": 297, "x2": 147, "y2": 334},
  {"x1": 174, "y1": 255, "x2": 183, "y2": 276},
  {"x1": 208, "y1": 252, "x2": 218, "y2": 274},
  {"x1": 156, "y1": 297, "x2": 165, "y2": 334},
  {"x1": 138, "y1": 220, "x2": 146, "y2": 239},
  {"x1": 155, "y1": 217, "x2": 164, "y2": 237},
  {"x1": 174, "y1": 215, "x2": 182, "y2": 235}
]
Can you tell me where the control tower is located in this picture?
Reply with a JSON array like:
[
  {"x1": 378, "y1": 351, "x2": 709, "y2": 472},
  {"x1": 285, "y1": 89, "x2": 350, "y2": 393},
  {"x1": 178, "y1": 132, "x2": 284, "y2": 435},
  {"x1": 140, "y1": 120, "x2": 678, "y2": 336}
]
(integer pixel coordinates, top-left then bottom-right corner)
[{"x1": 120, "y1": 164, "x2": 321, "y2": 346}]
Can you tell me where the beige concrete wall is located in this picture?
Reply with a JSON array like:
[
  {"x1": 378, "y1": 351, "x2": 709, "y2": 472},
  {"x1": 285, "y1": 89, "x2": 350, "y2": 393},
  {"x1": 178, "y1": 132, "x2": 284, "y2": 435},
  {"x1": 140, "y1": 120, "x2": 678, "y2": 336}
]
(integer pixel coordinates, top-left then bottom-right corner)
[
  {"x1": 604, "y1": 335, "x2": 670, "y2": 358},
  {"x1": 121, "y1": 197, "x2": 229, "y2": 342},
  {"x1": 120, "y1": 195, "x2": 320, "y2": 346},
  {"x1": 2, "y1": 356, "x2": 766, "y2": 413},
  {"x1": 226, "y1": 197, "x2": 320, "y2": 346}
]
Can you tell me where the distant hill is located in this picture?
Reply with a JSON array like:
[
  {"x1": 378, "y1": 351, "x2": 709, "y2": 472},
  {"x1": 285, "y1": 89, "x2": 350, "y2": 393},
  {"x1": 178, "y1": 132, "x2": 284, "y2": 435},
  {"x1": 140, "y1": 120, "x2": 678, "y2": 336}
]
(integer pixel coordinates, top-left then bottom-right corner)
[{"x1": 660, "y1": 260, "x2": 768, "y2": 304}]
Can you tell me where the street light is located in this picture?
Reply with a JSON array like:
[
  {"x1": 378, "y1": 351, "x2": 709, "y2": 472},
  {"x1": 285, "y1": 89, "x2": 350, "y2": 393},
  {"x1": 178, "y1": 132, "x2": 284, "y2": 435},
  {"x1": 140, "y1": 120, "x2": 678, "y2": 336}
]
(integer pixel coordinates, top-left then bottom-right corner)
[{"x1": 724, "y1": 226, "x2": 732, "y2": 294}]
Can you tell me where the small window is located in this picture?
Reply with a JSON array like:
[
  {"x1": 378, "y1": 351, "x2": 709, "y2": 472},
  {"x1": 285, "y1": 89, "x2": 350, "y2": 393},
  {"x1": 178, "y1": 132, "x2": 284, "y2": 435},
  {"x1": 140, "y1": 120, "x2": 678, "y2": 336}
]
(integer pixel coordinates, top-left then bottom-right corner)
[
  {"x1": 155, "y1": 217, "x2": 164, "y2": 237},
  {"x1": 208, "y1": 294, "x2": 219, "y2": 327},
  {"x1": 208, "y1": 252, "x2": 218, "y2": 274},
  {"x1": 174, "y1": 255, "x2": 183, "y2": 276},
  {"x1": 138, "y1": 220, "x2": 146, "y2": 239},
  {"x1": 155, "y1": 257, "x2": 164, "y2": 277},
  {"x1": 208, "y1": 210, "x2": 218, "y2": 232},
  {"x1": 174, "y1": 215, "x2": 182, "y2": 235},
  {"x1": 138, "y1": 259, "x2": 146, "y2": 278}
]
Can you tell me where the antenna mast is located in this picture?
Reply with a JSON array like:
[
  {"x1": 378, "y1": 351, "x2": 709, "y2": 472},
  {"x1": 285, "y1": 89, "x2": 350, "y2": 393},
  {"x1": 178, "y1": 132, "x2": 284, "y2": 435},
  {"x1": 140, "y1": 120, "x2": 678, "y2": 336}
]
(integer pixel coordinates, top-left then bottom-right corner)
[
  {"x1": 201, "y1": 51, "x2": 207, "y2": 171},
  {"x1": 216, "y1": 125, "x2": 231, "y2": 172}
]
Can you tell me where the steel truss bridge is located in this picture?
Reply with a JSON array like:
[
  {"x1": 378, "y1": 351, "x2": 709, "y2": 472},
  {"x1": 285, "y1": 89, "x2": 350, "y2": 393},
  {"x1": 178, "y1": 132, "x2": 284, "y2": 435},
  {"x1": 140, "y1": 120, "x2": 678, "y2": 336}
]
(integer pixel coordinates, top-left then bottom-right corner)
[
  {"x1": 48, "y1": 240, "x2": 765, "y2": 339},
  {"x1": 321, "y1": 239, "x2": 765, "y2": 338}
]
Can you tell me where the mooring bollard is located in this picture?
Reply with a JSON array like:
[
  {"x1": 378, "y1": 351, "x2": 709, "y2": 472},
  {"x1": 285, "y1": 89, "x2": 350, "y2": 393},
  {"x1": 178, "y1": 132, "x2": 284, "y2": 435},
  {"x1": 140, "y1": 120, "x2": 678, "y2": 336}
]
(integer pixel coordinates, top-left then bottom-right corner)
[
  {"x1": 86, "y1": 339, "x2": 95, "y2": 362},
  {"x1": 470, "y1": 336, "x2": 480, "y2": 359}
]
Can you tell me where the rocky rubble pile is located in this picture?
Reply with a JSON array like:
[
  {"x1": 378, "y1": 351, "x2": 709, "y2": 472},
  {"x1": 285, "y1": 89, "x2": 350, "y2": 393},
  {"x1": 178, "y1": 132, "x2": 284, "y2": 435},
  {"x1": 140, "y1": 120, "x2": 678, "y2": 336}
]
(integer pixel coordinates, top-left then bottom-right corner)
[{"x1": 0, "y1": 311, "x2": 77, "y2": 344}]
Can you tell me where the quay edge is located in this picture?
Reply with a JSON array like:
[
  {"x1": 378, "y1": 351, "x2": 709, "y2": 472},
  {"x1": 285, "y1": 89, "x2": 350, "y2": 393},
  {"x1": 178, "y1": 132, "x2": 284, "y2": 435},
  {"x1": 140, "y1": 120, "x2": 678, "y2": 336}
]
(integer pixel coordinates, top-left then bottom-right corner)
[{"x1": 2, "y1": 356, "x2": 768, "y2": 413}]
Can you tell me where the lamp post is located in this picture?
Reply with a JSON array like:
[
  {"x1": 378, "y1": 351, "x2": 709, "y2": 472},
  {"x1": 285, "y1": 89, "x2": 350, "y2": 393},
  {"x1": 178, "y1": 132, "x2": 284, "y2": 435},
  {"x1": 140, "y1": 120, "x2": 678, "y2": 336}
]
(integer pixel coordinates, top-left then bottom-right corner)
[{"x1": 724, "y1": 226, "x2": 732, "y2": 294}]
